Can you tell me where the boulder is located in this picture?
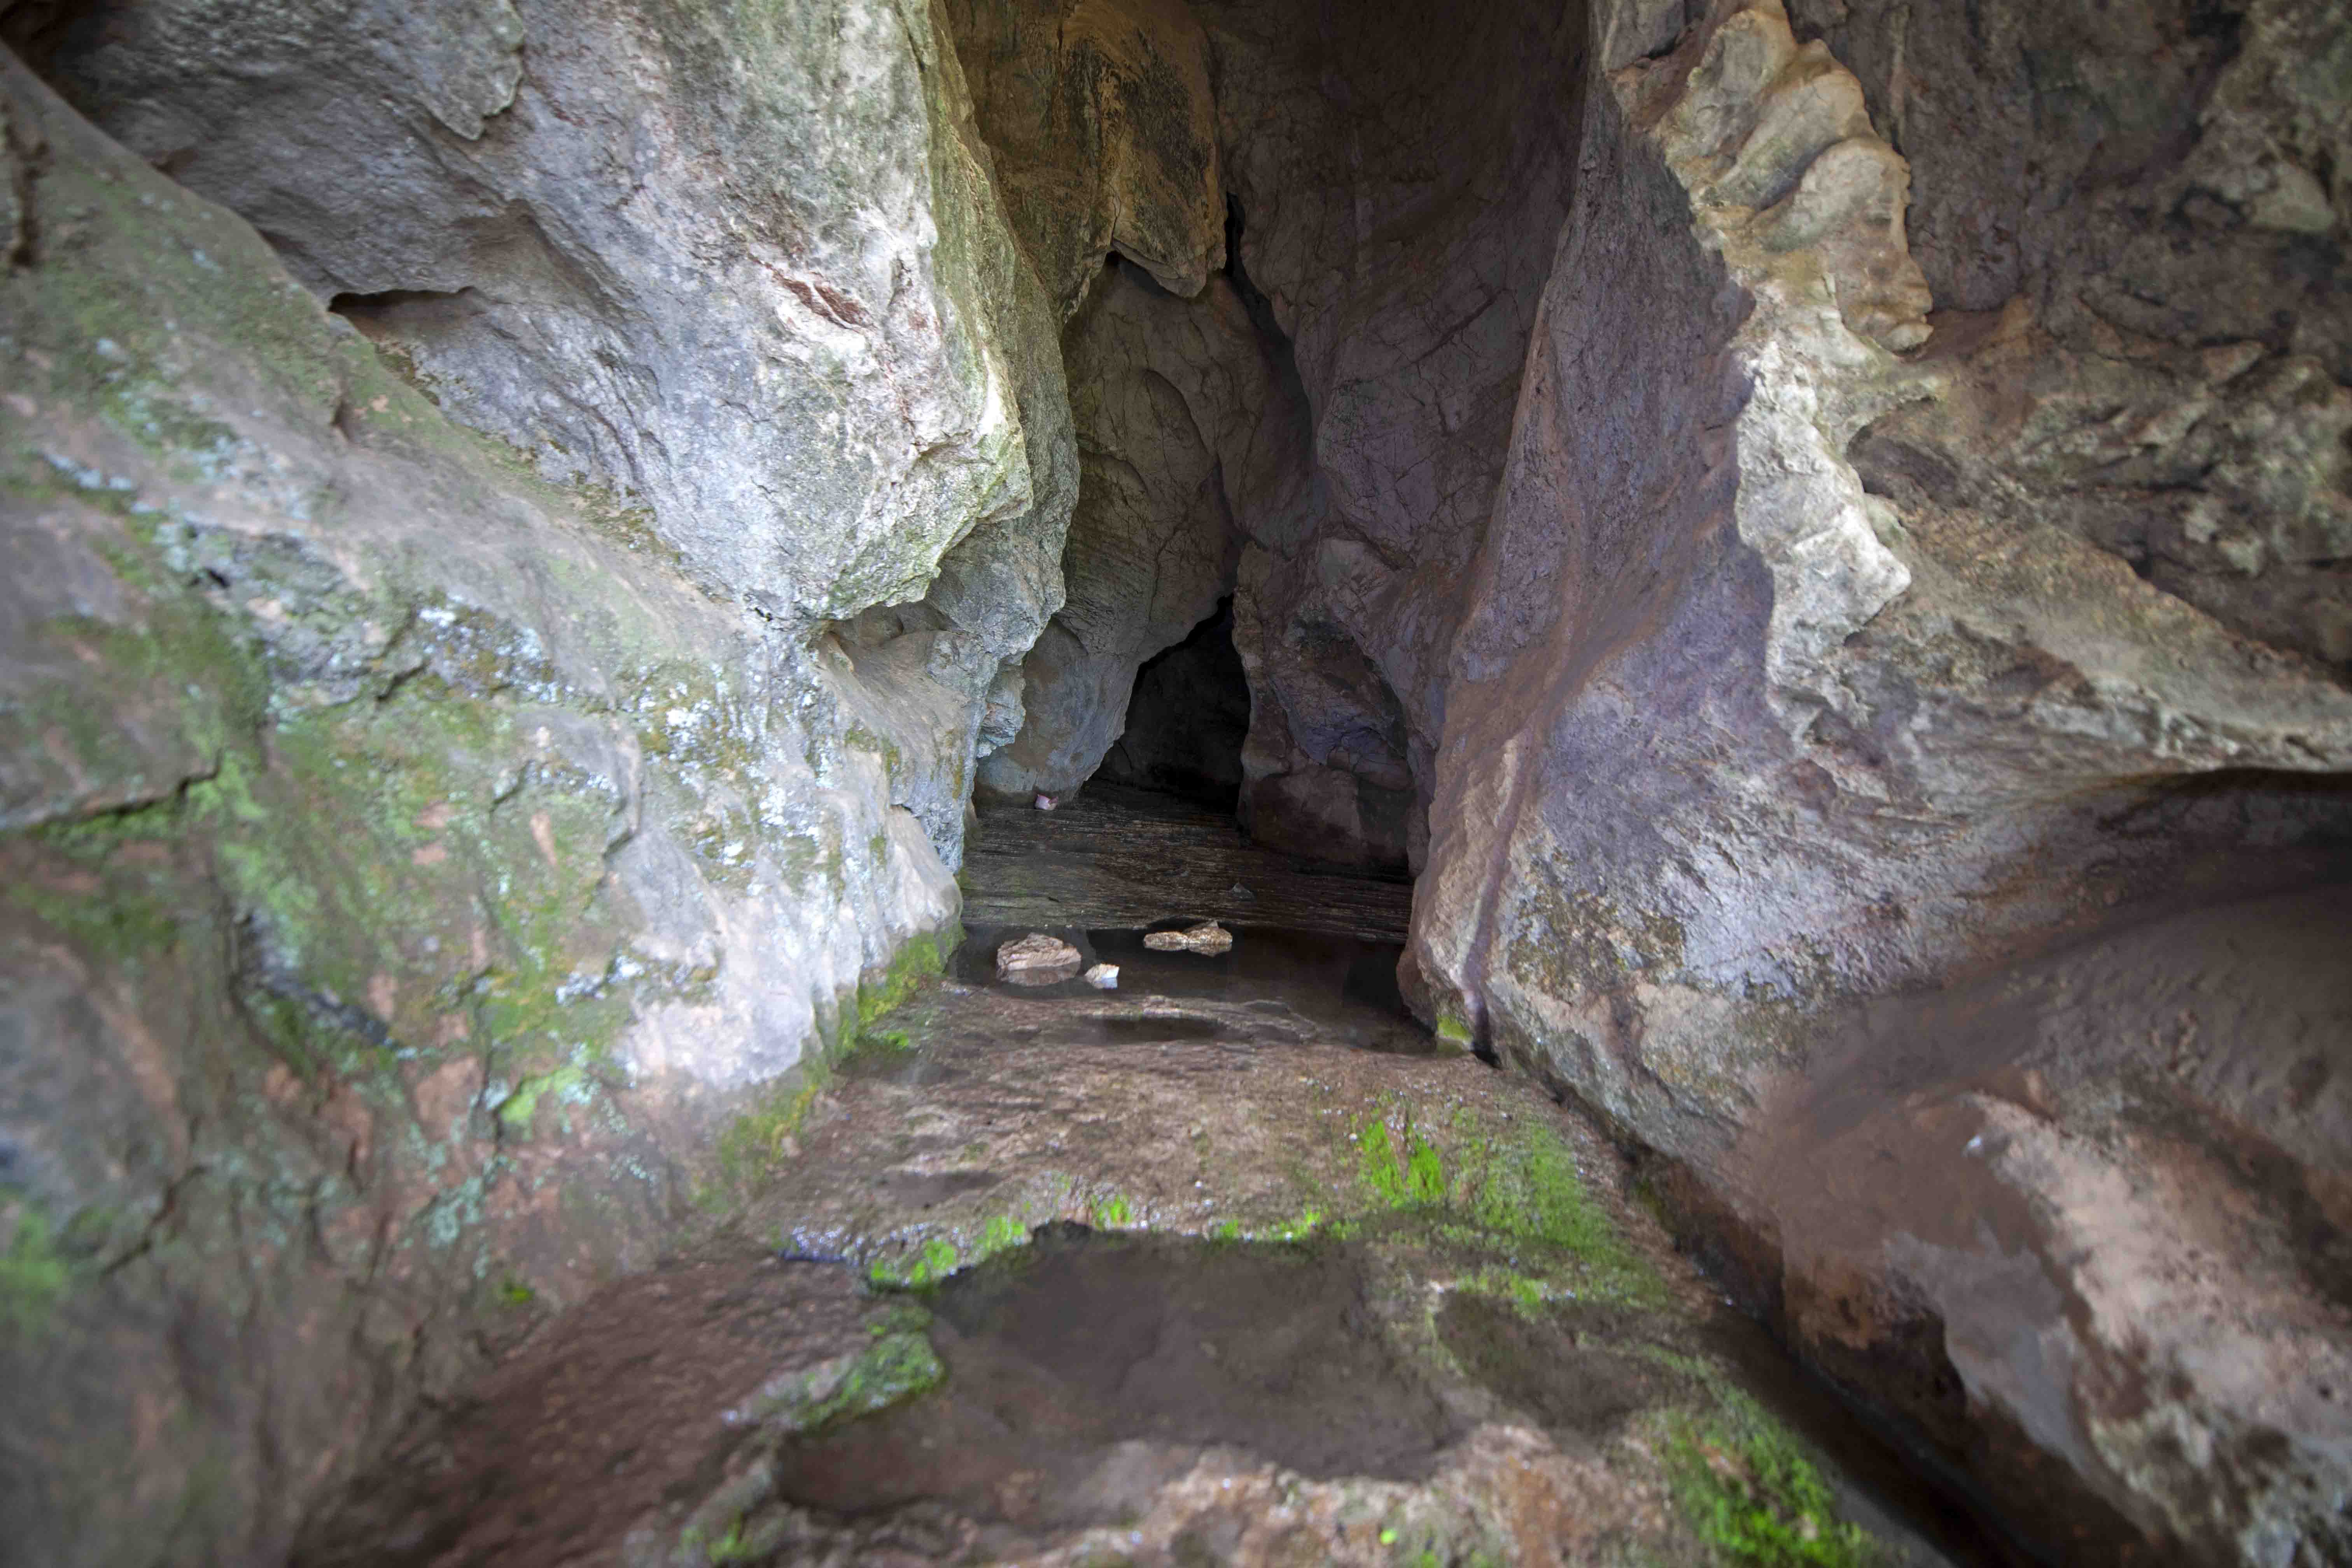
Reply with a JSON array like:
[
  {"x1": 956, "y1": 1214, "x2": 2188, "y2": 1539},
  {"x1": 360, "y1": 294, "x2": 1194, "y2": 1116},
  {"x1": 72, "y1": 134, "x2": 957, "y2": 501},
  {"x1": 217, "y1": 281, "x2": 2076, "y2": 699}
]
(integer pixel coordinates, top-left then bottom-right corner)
[
  {"x1": 1405, "y1": 2, "x2": 2352, "y2": 1558},
  {"x1": 0, "y1": 0, "x2": 1061, "y2": 1553}
]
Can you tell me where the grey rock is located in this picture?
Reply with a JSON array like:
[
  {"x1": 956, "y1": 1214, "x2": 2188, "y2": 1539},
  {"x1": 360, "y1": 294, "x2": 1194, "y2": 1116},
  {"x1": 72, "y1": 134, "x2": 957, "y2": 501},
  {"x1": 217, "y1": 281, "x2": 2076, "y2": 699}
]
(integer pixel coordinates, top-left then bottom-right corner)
[
  {"x1": 36, "y1": 0, "x2": 1087, "y2": 875},
  {"x1": 42, "y1": 0, "x2": 1047, "y2": 625},
  {"x1": 1196, "y1": 0, "x2": 1588, "y2": 870},
  {"x1": 942, "y1": 0, "x2": 1227, "y2": 317},
  {"x1": 0, "y1": 14, "x2": 1040, "y2": 1559},
  {"x1": 977, "y1": 265, "x2": 1272, "y2": 797}
]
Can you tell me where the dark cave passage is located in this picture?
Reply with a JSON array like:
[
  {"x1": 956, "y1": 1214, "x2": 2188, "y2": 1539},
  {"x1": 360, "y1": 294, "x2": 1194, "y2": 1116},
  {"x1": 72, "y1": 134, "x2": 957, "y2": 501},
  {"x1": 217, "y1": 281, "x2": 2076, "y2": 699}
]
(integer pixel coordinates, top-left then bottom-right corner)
[{"x1": 1094, "y1": 596, "x2": 1251, "y2": 811}]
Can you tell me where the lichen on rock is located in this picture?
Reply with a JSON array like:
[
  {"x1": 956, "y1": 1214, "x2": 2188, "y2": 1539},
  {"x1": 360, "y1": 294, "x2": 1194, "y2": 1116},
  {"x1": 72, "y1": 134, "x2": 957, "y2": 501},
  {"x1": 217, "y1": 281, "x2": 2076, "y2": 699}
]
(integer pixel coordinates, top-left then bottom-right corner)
[{"x1": 0, "y1": 12, "x2": 1051, "y2": 1556}]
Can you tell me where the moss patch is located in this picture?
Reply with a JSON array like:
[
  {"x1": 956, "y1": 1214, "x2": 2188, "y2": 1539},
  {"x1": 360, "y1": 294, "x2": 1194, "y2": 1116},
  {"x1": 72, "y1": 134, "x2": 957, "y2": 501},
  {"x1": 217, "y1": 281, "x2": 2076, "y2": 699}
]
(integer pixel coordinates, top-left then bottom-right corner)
[
  {"x1": 869, "y1": 1236, "x2": 962, "y2": 1289},
  {"x1": 1661, "y1": 1387, "x2": 1872, "y2": 1567},
  {"x1": 706, "y1": 924, "x2": 958, "y2": 1208},
  {"x1": 0, "y1": 1196, "x2": 70, "y2": 1333},
  {"x1": 1360, "y1": 1116, "x2": 1446, "y2": 1208},
  {"x1": 1353, "y1": 1109, "x2": 1662, "y2": 1306}
]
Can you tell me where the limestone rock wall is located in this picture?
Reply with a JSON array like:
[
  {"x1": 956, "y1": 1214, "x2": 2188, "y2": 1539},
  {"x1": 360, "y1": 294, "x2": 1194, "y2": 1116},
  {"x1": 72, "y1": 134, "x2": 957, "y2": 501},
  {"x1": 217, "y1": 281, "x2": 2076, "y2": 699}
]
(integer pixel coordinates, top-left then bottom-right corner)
[
  {"x1": 975, "y1": 262, "x2": 1301, "y2": 799},
  {"x1": 1406, "y1": 1, "x2": 2352, "y2": 1559},
  {"x1": 28, "y1": 0, "x2": 1082, "y2": 872},
  {"x1": 942, "y1": 0, "x2": 1227, "y2": 316},
  {"x1": 0, "y1": 0, "x2": 1076, "y2": 1556},
  {"x1": 1197, "y1": 0, "x2": 1590, "y2": 870},
  {"x1": 960, "y1": 0, "x2": 1588, "y2": 863},
  {"x1": 6, "y1": 0, "x2": 2350, "y2": 1559}
]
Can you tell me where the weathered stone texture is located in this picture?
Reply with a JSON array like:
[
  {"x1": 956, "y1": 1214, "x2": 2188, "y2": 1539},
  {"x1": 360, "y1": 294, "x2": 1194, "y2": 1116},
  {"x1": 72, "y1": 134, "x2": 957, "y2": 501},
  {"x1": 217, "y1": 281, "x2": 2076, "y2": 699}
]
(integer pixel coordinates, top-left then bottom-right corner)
[
  {"x1": 976, "y1": 263, "x2": 1276, "y2": 798},
  {"x1": 40, "y1": 0, "x2": 1044, "y2": 623},
  {"x1": 1406, "y1": 2, "x2": 2352, "y2": 1559},
  {"x1": 6, "y1": 0, "x2": 2352, "y2": 1560},
  {"x1": 943, "y1": 0, "x2": 1227, "y2": 315},
  {"x1": 32, "y1": 0, "x2": 1086, "y2": 873},
  {"x1": 1197, "y1": 0, "x2": 1589, "y2": 871},
  {"x1": 0, "y1": 0, "x2": 1068, "y2": 1554}
]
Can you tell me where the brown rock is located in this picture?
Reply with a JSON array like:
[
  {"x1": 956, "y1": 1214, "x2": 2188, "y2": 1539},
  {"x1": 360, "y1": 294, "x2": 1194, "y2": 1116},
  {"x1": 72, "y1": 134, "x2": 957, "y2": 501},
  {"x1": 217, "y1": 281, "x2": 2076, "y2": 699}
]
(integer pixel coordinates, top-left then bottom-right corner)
[
  {"x1": 1143, "y1": 920, "x2": 1232, "y2": 954},
  {"x1": 996, "y1": 931, "x2": 1085, "y2": 983}
]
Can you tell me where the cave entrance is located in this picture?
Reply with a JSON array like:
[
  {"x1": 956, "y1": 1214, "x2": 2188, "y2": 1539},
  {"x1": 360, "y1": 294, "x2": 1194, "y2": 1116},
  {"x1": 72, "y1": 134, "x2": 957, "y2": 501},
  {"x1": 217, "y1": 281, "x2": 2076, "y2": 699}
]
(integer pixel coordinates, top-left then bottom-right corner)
[
  {"x1": 958, "y1": 594, "x2": 1414, "y2": 943},
  {"x1": 1094, "y1": 597, "x2": 1251, "y2": 812}
]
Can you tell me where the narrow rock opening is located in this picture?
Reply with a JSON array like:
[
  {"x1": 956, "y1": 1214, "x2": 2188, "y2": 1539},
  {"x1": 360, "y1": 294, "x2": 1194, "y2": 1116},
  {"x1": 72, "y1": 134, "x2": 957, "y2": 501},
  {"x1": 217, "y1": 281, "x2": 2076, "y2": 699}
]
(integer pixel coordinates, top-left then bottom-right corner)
[{"x1": 1094, "y1": 595, "x2": 1250, "y2": 810}]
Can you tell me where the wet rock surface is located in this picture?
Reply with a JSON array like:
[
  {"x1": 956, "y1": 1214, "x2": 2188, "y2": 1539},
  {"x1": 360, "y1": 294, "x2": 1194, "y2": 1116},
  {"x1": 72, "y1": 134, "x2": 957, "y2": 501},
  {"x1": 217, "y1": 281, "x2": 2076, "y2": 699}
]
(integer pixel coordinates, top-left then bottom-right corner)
[
  {"x1": 1142, "y1": 919, "x2": 1232, "y2": 954},
  {"x1": 1399, "y1": 3, "x2": 2352, "y2": 1558},
  {"x1": 960, "y1": 784, "x2": 1414, "y2": 941},
  {"x1": 296, "y1": 952, "x2": 2004, "y2": 1567},
  {"x1": 0, "y1": 44, "x2": 998, "y2": 1566}
]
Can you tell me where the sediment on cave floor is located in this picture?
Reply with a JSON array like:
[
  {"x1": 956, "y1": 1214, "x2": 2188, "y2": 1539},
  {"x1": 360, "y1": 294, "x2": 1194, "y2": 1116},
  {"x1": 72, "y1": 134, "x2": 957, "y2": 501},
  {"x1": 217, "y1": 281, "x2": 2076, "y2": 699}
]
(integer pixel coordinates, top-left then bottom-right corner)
[{"x1": 291, "y1": 943, "x2": 2011, "y2": 1568}]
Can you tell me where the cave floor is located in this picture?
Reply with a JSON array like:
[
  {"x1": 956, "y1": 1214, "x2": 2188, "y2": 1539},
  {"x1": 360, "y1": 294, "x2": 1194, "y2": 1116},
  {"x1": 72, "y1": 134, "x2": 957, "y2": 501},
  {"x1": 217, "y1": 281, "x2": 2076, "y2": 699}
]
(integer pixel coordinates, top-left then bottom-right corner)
[
  {"x1": 961, "y1": 785, "x2": 1414, "y2": 942},
  {"x1": 296, "y1": 941, "x2": 2003, "y2": 1568}
]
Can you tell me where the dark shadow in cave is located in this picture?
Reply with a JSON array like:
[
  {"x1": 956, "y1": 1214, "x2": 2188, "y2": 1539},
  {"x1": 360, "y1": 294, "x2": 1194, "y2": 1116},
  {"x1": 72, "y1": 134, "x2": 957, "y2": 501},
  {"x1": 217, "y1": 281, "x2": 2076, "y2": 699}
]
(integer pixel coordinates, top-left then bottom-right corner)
[{"x1": 1094, "y1": 596, "x2": 1251, "y2": 810}]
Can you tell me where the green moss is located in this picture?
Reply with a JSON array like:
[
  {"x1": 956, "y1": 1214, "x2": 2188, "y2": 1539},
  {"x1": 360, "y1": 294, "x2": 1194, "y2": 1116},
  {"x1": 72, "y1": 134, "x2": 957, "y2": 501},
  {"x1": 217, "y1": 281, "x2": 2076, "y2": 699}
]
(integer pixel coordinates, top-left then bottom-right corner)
[
  {"x1": 0, "y1": 1198, "x2": 70, "y2": 1332},
  {"x1": 1435, "y1": 1014, "x2": 1475, "y2": 1047},
  {"x1": 1351, "y1": 1108, "x2": 1663, "y2": 1305},
  {"x1": 497, "y1": 1279, "x2": 538, "y2": 1308},
  {"x1": 710, "y1": 1066, "x2": 830, "y2": 1205},
  {"x1": 1091, "y1": 1194, "x2": 1136, "y2": 1229},
  {"x1": 703, "y1": 924, "x2": 956, "y2": 1208},
  {"x1": 496, "y1": 1065, "x2": 590, "y2": 1130},
  {"x1": 841, "y1": 724, "x2": 906, "y2": 786},
  {"x1": 799, "y1": 1323, "x2": 945, "y2": 1427},
  {"x1": 1360, "y1": 1116, "x2": 1447, "y2": 1208},
  {"x1": 1661, "y1": 1389, "x2": 1871, "y2": 1568},
  {"x1": 854, "y1": 925, "x2": 955, "y2": 1036},
  {"x1": 1456, "y1": 1266, "x2": 1550, "y2": 1317},
  {"x1": 869, "y1": 1236, "x2": 961, "y2": 1289},
  {"x1": 978, "y1": 1213, "x2": 1030, "y2": 1257},
  {"x1": 695, "y1": 1519, "x2": 754, "y2": 1565},
  {"x1": 10, "y1": 803, "x2": 191, "y2": 963},
  {"x1": 1468, "y1": 1127, "x2": 1618, "y2": 1262}
]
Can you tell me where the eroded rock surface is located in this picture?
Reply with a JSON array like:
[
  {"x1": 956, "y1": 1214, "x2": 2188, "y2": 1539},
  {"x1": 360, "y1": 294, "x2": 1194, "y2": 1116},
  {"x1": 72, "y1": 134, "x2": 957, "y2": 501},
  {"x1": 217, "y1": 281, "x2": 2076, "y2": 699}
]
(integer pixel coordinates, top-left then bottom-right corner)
[
  {"x1": 977, "y1": 265, "x2": 1273, "y2": 798},
  {"x1": 943, "y1": 0, "x2": 1227, "y2": 316},
  {"x1": 1405, "y1": 2, "x2": 2352, "y2": 1560},
  {"x1": 6, "y1": 0, "x2": 2350, "y2": 1560},
  {"x1": 0, "y1": 8, "x2": 1063, "y2": 1558},
  {"x1": 1143, "y1": 918, "x2": 1232, "y2": 954},
  {"x1": 995, "y1": 931, "x2": 1085, "y2": 982},
  {"x1": 1201, "y1": 0, "x2": 1592, "y2": 872},
  {"x1": 28, "y1": 0, "x2": 1084, "y2": 872}
]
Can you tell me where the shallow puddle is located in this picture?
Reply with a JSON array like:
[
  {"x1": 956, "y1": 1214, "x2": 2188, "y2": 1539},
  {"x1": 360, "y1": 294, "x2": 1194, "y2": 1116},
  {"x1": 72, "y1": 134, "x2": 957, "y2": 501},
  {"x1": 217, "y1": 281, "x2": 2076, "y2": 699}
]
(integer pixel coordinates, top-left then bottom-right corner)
[{"x1": 770, "y1": 1228, "x2": 1459, "y2": 1530}]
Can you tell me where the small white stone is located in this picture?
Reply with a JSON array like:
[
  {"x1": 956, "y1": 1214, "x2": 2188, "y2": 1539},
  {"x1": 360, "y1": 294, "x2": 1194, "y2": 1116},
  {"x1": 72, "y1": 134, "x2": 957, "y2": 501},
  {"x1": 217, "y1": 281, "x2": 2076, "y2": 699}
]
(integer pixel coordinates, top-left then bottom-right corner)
[{"x1": 1084, "y1": 963, "x2": 1119, "y2": 989}]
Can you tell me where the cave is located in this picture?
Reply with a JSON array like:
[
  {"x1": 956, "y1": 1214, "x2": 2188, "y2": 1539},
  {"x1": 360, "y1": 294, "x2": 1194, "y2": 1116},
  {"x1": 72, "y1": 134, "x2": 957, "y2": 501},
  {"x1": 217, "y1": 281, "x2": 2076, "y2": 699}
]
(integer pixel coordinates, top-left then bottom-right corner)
[
  {"x1": 1094, "y1": 596, "x2": 1251, "y2": 809},
  {"x1": 4, "y1": 1, "x2": 2350, "y2": 1565}
]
